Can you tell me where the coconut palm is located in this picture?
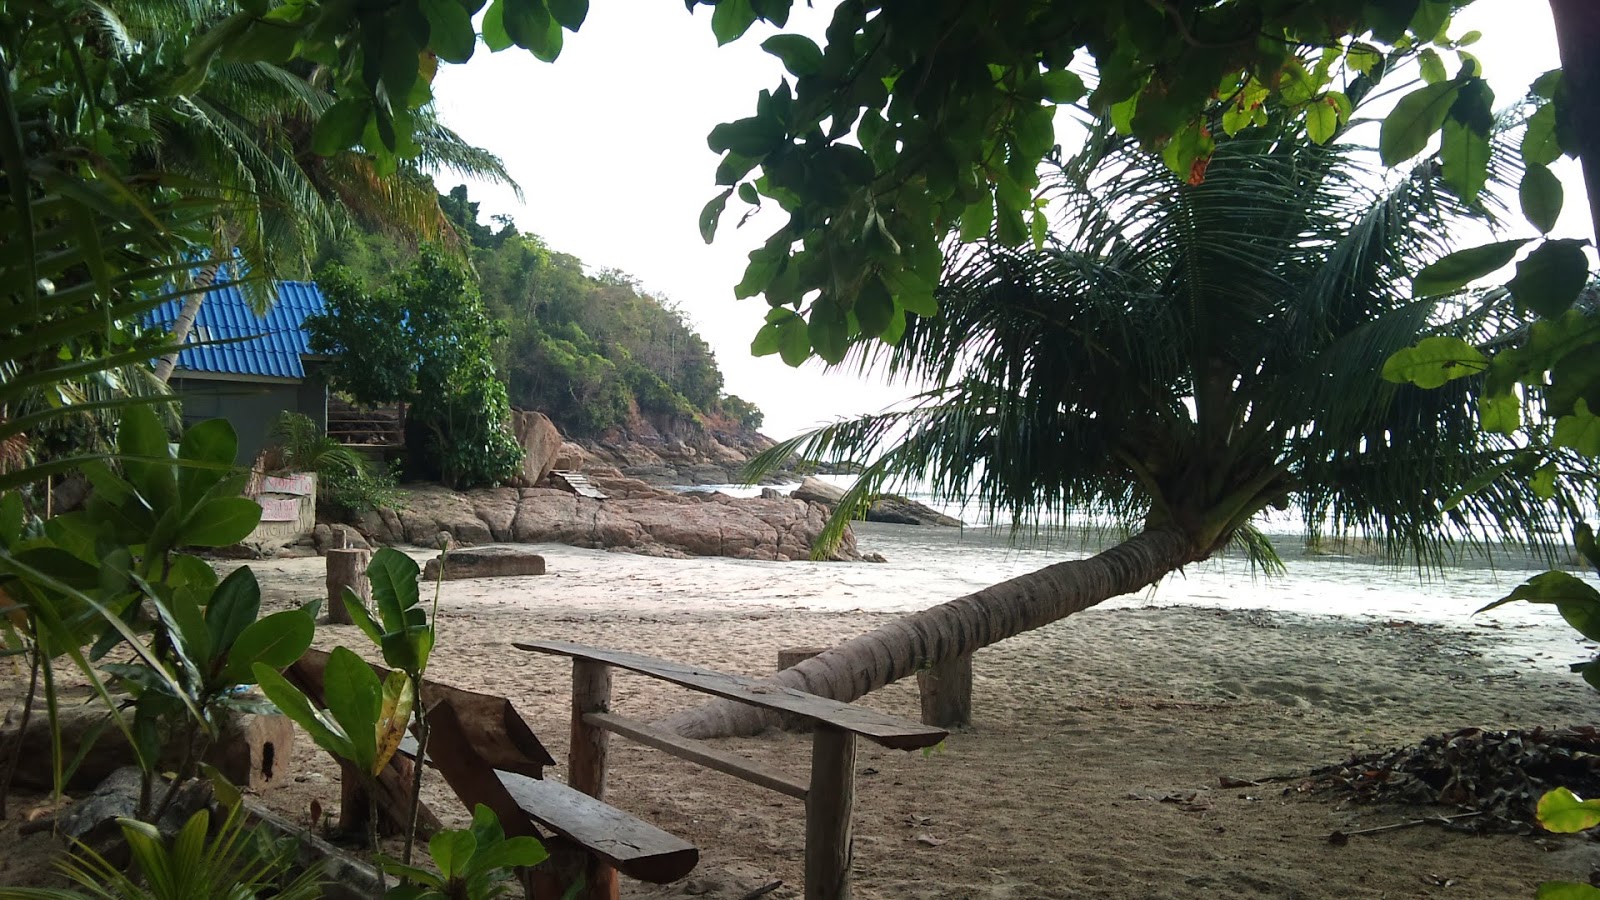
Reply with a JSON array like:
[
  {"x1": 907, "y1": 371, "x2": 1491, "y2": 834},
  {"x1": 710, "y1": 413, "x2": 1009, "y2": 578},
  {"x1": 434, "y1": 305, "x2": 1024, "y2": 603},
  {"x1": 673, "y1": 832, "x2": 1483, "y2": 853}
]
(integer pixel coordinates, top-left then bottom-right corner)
[{"x1": 661, "y1": 107, "x2": 1588, "y2": 739}]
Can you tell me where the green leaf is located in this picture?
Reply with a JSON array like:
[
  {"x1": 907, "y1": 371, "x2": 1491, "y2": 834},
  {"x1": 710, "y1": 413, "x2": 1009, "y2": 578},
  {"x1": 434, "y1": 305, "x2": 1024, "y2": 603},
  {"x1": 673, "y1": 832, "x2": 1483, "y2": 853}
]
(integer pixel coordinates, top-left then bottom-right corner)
[
  {"x1": 463, "y1": 835, "x2": 550, "y2": 877},
  {"x1": 1523, "y1": 103, "x2": 1562, "y2": 166},
  {"x1": 854, "y1": 276, "x2": 894, "y2": 339},
  {"x1": 547, "y1": 0, "x2": 588, "y2": 31},
  {"x1": 119, "y1": 405, "x2": 175, "y2": 512},
  {"x1": 1412, "y1": 239, "x2": 1532, "y2": 297},
  {"x1": 205, "y1": 566, "x2": 261, "y2": 657},
  {"x1": 176, "y1": 418, "x2": 237, "y2": 502},
  {"x1": 1520, "y1": 164, "x2": 1564, "y2": 234},
  {"x1": 430, "y1": 829, "x2": 478, "y2": 880},
  {"x1": 1345, "y1": 41, "x2": 1382, "y2": 76},
  {"x1": 1305, "y1": 99, "x2": 1338, "y2": 144},
  {"x1": 254, "y1": 663, "x2": 354, "y2": 762},
  {"x1": 1532, "y1": 69, "x2": 1563, "y2": 99},
  {"x1": 958, "y1": 193, "x2": 994, "y2": 242},
  {"x1": 1381, "y1": 336, "x2": 1488, "y2": 388},
  {"x1": 1417, "y1": 48, "x2": 1446, "y2": 84},
  {"x1": 501, "y1": 0, "x2": 544, "y2": 49},
  {"x1": 711, "y1": 0, "x2": 758, "y2": 46},
  {"x1": 342, "y1": 586, "x2": 385, "y2": 647},
  {"x1": 1477, "y1": 393, "x2": 1520, "y2": 435},
  {"x1": 222, "y1": 610, "x2": 314, "y2": 685},
  {"x1": 1509, "y1": 239, "x2": 1591, "y2": 319},
  {"x1": 322, "y1": 646, "x2": 381, "y2": 774},
  {"x1": 481, "y1": 0, "x2": 514, "y2": 51},
  {"x1": 374, "y1": 670, "x2": 414, "y2": 775},
  {"x1": 1554, "y1": 400, "x2": 1600, "y2": 458},
  {"x1": 421, "y1": 0, "x2": 478, "y2": 63},
  {"x1": 1530, "y1": 463, "x2": 1558, "y2": 500},
  {"x1": 808, "y1": 306, "x2": 847, "y2": 365},
  {"x1": 1041, "y1": 70, "x2": 1085, "y2": 104},
  {"x1": 1439, "y1": 118, "x2": 1490, "y2": 204},
  {"x1": 1478, "y1": 571, "x2": 1600, "y2": 641},
  {"x1": 1379, "y1": 81, "x2": 1461, "y2": 166},
  {"x1": 312, "y1": 98, "x2": 371, "y2": 156},
  {"x1": 367, "y1": 547, "x2": 422, "y2": 633},
  {"x1": 699, "y1": 187, "x2": 734, "y2": 244},
  {"x1": 1537, "y1": 881, "x2": 1600, "y2": 900},
  {"x1": 180, "y1": 497, "x2": 262, "y2": 547},
  {"x1": 1538, "y1": 787, "x2": 1600, "y2": 834},
  {"x1": 761, "y1": 34, "x2": 822, "y2": 77},
  {"x1": 777, "y1": 312, "x2": 810, "y2": 366}
]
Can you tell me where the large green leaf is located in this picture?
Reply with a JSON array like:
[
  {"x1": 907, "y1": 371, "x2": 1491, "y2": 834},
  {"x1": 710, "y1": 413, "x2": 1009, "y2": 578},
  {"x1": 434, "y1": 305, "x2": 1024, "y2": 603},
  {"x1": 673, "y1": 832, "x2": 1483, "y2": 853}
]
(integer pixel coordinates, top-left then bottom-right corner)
[
  {"x1": 1537, "y1": 787, "x2": 1600, "y2": 834},
  {"x1": 1508, "y1": 239, "x2": 1591, "y2": 319},
  {"x1": 1520, "y1": 164, "x2": 1564, "y2": 234},
  {"x1": 321, "y1": 646, "x2": 381, "y2": 773},
  {"x1": 1478, "y1": 571, "x2": 1600, "y2": 641},
  {"x1": 254, "y1": 663, "x2": 355, "y2": 761},
  {"x1": 1412, "y1": 240, "x2": 1530, "y2": 297},
  {"x1": 711, "y1": 0, "x2": 758, "y2": 46},
  {"x1": 366, "y1": 547, "x2": 421, "y2": 633},
  {"x1": 1379, "y1": 81, "x2": 1461, "y2": 166},
  {"x1": 119, "y1": 406, "x2": 177, "y2": 516},
  {"x1": 205, "y1": 566, "x2": 261, "y2": 658},
  {"x1": 463, "y1": 835, "x2": 550, "y2": 878},
  {"x1": 176, "y1": 419, "x2": 238, "y2": 505},
  {"x1": 312, "y1": 98, "x2": 371, "y2": 157},
  {"x1": 180, "y1": 497, "x2": 262, "y2": 547},
  {"x1": 762, "y1": 35, "x2": 823, "y2": 77},
  {"x1": 222, "y1": 610, "x2": 314, "y2": 685},
  {"x1": 420, "y1": 0, "x2": 478, "y2": 63},
  {"x1": 429, "y1": 829, "x2": 478, "y2": 881},
  {"x1": 1380, "y1": 336, "x2": 1487, "y2": 388},
  {"x1": 373, "y1": 669, "x2": 414, "y2": 776},
  {"x1": 547, "y1": 0, "x2": 589, "y2": 30}
]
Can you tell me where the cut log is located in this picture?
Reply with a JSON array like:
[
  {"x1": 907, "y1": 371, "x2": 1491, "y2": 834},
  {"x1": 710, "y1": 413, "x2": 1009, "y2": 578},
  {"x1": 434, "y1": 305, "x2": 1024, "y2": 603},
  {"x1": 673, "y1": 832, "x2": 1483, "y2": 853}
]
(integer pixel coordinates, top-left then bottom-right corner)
[
  {"x1": 805, "y1": 726, "x2": 857, "y2": 900},
  {"x1": 569, "y1": 659, "x2": 616, "y2": 900},
  {"x1": 916, "y1": 654, "x2": 972, "y2": 730},
  {"x1": 1, "y1": 700, "x2": 156, "y2": 791},
  {"x1": 325, "y1": 548, "x2": 371, "y2": 626},
  {"x1": 207, "y1": 713, "x2": 295, "y2": 793}
]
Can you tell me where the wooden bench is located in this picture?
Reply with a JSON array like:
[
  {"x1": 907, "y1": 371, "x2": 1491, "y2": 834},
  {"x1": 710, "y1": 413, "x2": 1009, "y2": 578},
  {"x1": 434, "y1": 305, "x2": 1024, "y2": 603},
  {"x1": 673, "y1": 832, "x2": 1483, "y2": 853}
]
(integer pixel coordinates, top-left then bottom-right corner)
[
  {"x1": 515, "y1": 640, "x2": 948, "y2": 900},
  {"x1": 291, "y1": 650, "x2": 697, "y2": 896}
]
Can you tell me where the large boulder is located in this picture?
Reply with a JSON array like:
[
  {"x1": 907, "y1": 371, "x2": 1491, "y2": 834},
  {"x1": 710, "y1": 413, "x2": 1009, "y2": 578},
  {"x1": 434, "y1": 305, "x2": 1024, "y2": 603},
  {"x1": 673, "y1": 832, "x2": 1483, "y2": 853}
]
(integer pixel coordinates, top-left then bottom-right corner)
[
  {"x1": 551, "y1": 441, "x2": 589, "y2": 472},
  {"x1": 791, "y1": 476, "x2": 846, "y2": 505},
  {"x1": 867, "y1": 495, "x2": 963, "y2": 527},
  {"x1": 508, "y1": 410, "x2": 562, "y2": 488}
]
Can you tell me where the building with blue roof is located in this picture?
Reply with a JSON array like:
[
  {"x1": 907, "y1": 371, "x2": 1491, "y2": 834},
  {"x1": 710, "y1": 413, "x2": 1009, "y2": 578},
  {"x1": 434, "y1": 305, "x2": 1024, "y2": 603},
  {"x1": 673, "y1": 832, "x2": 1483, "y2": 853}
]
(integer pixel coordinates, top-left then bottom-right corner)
[{"x1": 148, "y1": 279, "x2": 331, "y2": 463}]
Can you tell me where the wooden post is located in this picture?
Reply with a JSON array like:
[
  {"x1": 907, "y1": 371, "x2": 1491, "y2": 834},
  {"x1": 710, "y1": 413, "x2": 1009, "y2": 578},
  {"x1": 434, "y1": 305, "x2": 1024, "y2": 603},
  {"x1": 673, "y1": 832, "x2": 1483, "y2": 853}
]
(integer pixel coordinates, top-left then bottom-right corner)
[
  {"x1": 569, "y1": 660, "x2": 617, "y2": 900},
  {"x1": 325, "y1": 548, "x2": 370, "y2": 626},
  {"x1": 916, "y1": 654, "x2": 973, "y2": 730},
  {"x1": 805, "y1": 725, "x2": 856, "y2": 900}
]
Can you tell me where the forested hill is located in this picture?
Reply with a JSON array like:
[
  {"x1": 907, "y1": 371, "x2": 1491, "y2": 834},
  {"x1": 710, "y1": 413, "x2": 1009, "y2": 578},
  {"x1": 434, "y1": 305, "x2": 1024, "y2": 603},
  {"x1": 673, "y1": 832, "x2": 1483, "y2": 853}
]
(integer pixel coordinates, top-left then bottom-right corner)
[{"x1": 319, "y1": 185, "x2": 765, "y2": 446}]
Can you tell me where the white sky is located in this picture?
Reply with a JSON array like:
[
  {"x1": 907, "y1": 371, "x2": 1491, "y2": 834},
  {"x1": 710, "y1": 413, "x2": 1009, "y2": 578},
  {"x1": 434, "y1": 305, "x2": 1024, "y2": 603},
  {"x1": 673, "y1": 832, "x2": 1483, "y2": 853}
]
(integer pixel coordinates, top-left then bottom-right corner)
[{"x1": 430, "y1": 0, "x2": 1593, "y2": 441}]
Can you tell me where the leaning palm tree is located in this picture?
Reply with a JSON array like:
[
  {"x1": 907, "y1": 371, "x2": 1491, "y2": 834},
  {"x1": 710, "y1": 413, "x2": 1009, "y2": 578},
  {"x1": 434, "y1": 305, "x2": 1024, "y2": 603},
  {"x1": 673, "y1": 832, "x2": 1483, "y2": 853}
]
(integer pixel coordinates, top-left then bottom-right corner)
[{"x1": 662, "y1": 106, "x2": 1586, "y2": 739}]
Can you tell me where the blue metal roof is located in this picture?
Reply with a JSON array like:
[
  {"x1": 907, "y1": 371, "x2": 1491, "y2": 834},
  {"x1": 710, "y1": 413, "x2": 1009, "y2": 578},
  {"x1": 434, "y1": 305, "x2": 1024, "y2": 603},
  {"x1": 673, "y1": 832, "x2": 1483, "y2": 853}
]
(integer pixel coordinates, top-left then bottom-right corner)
[{"x1": 149, "y1": 280, "x2": 327, "y2": 380}]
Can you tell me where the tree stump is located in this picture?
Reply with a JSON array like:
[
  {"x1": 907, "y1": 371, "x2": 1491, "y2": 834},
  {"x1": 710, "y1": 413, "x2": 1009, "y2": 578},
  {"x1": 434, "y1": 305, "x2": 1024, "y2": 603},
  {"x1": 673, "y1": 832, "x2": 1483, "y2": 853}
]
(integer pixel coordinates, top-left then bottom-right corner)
[
  {"x1": 325, "y1": 548, "x2": 370, "y2": 626},
  {"x1": 207, "y1": 713, "x2": 295, "y2": 793},
  {"x1": 917, "y1": 654, "x2": 972, "y2": 730}
]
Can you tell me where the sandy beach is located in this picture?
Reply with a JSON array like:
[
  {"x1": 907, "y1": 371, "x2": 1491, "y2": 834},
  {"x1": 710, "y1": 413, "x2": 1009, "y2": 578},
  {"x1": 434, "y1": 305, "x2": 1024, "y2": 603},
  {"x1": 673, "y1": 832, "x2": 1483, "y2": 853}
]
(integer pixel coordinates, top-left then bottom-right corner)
[
  {"x1": 5, "y1": 528, "x2": 1599, "y2": 898},
  {"x1": 264, "y1": 531, "x2": 1600, "y2": 899}
]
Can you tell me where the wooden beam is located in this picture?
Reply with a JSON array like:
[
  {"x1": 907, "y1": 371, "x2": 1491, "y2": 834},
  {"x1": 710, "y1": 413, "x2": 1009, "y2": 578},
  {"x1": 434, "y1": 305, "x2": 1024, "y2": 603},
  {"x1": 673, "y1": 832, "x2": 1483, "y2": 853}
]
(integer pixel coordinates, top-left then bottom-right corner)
[
  {"x1": 516, "y1": 640, "x2": 946, "y2": 751},
  {"x1": 584, "y1": 712, "x2": 808, "y2": 801},
  {"x1": 497, "y1": 771, "x2": 698, "y2": 885},
  {"x1": 805, "y1": 725, "x2": 856, "y2": 900},
  {"x1": 569, "y1": 660, "x2": 616, "y2": 900}
]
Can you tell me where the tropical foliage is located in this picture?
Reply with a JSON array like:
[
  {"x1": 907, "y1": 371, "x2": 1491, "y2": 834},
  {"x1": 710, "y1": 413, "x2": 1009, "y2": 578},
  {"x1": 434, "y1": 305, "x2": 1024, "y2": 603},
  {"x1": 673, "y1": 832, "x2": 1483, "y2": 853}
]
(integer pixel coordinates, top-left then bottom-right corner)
[
  {"x1": 263, "y1": 411, "x2": 401, "y2": 516},
  {"x1": 324, "y1": 185, "x2": 765, "y2": 439},
  {"x1": 306, "y1": 248, "x2": 524, "y2": 489}
]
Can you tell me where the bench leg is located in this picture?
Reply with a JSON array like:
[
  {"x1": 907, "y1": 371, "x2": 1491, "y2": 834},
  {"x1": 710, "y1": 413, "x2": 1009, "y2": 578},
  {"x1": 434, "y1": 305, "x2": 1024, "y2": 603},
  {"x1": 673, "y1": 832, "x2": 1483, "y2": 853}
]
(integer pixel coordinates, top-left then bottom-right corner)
[
  {"x1": 805, "y1": 725, "x2": 856, "y2": 900},
  {"x1": 570, "y1": 660, "x2": 618, "y2": 900}
]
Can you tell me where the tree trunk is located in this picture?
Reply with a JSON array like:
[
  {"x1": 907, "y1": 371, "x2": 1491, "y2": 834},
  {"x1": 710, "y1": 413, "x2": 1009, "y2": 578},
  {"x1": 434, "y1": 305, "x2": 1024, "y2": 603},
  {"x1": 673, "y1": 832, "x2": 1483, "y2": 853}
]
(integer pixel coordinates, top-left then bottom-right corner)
[
  {"x1": 152, "y1": 260, "x2": 225, "y2": 384},
  {"x1": 658, "y1": 526, "x2": 1197, "y2": 739},
  {"x1": 1548, "y1": 0, "x2": 1600, "y2": 246}
]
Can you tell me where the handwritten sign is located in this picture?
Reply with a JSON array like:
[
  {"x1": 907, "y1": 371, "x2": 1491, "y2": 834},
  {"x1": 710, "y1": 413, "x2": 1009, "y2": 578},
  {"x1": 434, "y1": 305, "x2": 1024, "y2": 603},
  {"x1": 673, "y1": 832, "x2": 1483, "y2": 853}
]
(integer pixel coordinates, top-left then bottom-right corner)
[
  {"x1": 258, "y1": 498, "x2": 302, "y2": 522},
  {"x1": 260, "y1": 474, "x2": 314, "y2": 496}
]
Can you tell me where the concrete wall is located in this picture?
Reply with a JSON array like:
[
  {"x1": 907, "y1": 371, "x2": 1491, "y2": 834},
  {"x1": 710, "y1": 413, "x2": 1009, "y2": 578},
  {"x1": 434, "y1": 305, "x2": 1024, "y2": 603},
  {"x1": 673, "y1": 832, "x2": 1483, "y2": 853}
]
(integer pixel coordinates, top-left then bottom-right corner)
[{"x1": 171, "y1": 375, "x2": 327, "y2": 466}]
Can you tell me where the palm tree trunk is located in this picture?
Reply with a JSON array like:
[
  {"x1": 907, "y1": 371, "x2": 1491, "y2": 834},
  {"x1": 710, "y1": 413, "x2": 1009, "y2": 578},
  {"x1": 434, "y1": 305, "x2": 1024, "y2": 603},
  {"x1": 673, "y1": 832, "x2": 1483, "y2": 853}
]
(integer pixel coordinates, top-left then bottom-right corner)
[
  {"x1": 658, "y1": 526, "x2": 1199, "y2": 739},
  {"x1": 1548, "y1": 0, "x2": 1600, "y2": 246},
  {"x1": 152, "y1": 260, "x2": 224, "y2": 384}
]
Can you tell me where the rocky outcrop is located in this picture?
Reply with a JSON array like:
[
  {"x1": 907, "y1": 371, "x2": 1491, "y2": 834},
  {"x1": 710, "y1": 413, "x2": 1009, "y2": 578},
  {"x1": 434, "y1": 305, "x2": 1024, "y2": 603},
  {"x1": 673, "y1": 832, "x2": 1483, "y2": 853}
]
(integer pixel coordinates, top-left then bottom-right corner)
[
  {"x1": 423, "y1": 546, "x2": 546, "y2": 580},
  {"x1": 508, "y1": 410, "x2": 562, "y2": 488},
  {"x1": 792, "y1": 476, "x2": 846, "y2": 505},
  {"x1": 866, "y1": 494, "x2": 963, "y2": 527},
  {"x1": 359, "y1": 481, "x2": 858, "y2": 562}
]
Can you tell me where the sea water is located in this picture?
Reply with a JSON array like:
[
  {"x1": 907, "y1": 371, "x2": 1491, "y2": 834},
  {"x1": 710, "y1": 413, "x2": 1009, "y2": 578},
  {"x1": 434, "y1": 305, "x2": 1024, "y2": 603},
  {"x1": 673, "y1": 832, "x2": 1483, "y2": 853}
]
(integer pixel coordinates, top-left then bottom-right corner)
[{"x1": 672, "y1": 481, "x2": 1600, "y2": 670}]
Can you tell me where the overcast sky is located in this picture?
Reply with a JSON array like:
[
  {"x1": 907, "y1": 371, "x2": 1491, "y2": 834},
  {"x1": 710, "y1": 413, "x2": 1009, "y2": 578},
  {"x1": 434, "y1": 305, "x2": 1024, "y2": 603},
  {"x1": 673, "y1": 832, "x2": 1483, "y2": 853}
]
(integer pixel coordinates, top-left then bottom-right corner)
[{"x1": 430, "y1": 0, "x2": 1592, "y2": 441}]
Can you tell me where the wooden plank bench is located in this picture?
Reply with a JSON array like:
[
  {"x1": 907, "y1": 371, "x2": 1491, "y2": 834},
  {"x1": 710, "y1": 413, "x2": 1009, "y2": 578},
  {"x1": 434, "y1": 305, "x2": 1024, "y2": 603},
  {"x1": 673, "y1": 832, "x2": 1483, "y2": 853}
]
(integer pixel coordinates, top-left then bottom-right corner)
[{"x1": 515, "y1": 640, "x2": 948, "y2": 900}]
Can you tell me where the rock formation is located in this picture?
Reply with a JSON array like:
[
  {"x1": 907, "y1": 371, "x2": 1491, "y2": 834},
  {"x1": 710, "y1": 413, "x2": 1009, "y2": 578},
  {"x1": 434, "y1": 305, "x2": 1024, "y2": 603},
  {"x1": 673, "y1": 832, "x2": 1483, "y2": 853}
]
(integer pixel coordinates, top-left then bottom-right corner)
[
  {"x1": 508, "y1": 410, "x2": 562, "y2": 488},
  {"x1": 357, "y1": 478, "x2": 858, "y2": 562}
]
